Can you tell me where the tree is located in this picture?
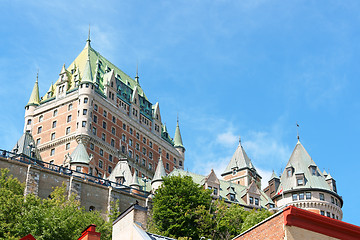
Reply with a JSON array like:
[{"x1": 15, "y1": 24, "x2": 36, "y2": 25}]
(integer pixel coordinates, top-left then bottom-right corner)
[
  {"x1": 0, "y1": 168, "x2": 112, "y2": 240},
  {"x1": 149, "y1": 175, "x2": 212, "y2": 239},
  {"x1": 241, "y1": 208, "x2": 273, "y2": 233}
]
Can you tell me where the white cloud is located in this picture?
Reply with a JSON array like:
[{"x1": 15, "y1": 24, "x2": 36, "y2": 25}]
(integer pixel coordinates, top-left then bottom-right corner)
[
  {"x1": 216, "y1": 131, "x2": 238, "y2": 147},
  {"x1": 257, "y1": 168, "x2": 273, "y2": 189}
]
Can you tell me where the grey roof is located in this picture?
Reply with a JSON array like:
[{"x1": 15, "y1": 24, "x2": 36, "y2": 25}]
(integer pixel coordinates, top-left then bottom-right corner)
[
  {"x1": 107, "y1": 160, "x2": 133, "y2": 185},
  {"x1": 69, "y1": 142, "x2": 90, "y2": 164},
  {"x1": 325, "y1": 172, "x2": 334, "y2": 181},
  {"x1": 169, "y1": 168, "x2": 274, "y2": 208},
  {"x1": 269, "y1": 170, "x2": 279, "y2": 180},
  {"x1": 173, "y1": 120, "x2": 184, "y2": 149},
  {"x1": 277, "y1": 141, "x2": 331, "y2": 193},
  {"x1": 130, "y1": 172, "x2": 141, "y2": 187},
  {"x1": 151, "y1": 156, "x2": 166, "y2": 184},
  {"x1": 12, "y1": 132, "x2": 42, "y2": 160},
  {"x1": 222, "y1": 141, "x2": 257, "y2": 176}
]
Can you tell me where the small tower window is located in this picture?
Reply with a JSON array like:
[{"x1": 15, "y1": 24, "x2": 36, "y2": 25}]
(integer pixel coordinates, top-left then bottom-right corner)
[
  {"x1": 39, "y1": 115, "x2": 43, "y2": 122},
  {"x1": 53, "y1": 109, "x2": 58, "y2": 117},
  {"x1": 27, "y1": 119, "x2": 32, "y2": 125}
]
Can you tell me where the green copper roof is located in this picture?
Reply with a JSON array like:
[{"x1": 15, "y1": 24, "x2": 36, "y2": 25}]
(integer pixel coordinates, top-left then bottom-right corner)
[
  {"x1": 26, "y1": 75, "x2": 40, "y2": 106},
  {"x1": 151, "y1": 156, "x2": 166, "y2": 183},
  {"x1": 13, "y1": 131, "x2": 42, "y2": 160},
  {"x1": 81, "y1": 51, "x2": 93, "y2": 83},
  {"x1": 70, "y1": 141, "x2": 90, "y2": 164},
  {"x1": 277, "y1": 141, "x2": 331, "y2": 193},
  {"x1": 173, "y1": 120, "x2": 184, "y2": 149},
  {"x1": 222, "y1": 140, "x2": 257, "y2": 176}
]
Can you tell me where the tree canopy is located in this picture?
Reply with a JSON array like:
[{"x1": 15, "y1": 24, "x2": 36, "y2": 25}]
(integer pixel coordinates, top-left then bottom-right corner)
[
  {"x1": 0, "y1": 168, "x2": 112, "y2": 240},
  {"x1": 149, "y1": 175, "x2": 273, "y2": 240}
]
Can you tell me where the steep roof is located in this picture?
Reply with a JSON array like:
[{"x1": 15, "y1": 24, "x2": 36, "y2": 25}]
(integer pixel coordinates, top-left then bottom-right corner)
[
  {"x1": 151, "y1": 156, "x2": 166, "y2": 184},
  {"x1": 169, "y1": 168, "x2": 274, "y2": 208},
  {"x1": 69, "y1": 142, "x2": 90, "y2": 164},
  {"x1": 269, "y1": 170, "x2": 280, "y2": 180},
  {"x1": 173, "y1": 120, "x2": 184, "y2": 149},
  {"x1": 222, "y1": 140, "x2": 257, "y2": 176},
  {"x1": 130, "y1": 172, "x2": 141, "y2": 187},
  {"x1": 26, "y1": 75, "x2": 40, "y2": 106},
  {"x1": 107, "y1": 160, "x2": 133, "y2": 185},
  {"x1": 277, "y1": 140, "x2": 331, "y2": 193},
  {"x1": 12, "y1": 132, "x2": 42, "y2": 160}
]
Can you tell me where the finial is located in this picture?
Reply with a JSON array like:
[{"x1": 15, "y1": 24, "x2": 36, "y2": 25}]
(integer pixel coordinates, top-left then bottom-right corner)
[
  {"x1": 177, "y1": 113, "x2": 179, "y2": 123},
  {"x1": 87, "y1": 24, "x2": 91, "y2": 43},
  {"x1": 296, "y1": 122, "x2": 300, "y2": 141},
  {"x1": 36, "y1": 69, "x2": 39, "y2": 82},
  {"x1": 135, "y1": 61, "x2": 139, "y2": 83},
  {"x1": 239, "y1": 136, "x2": 241, "y2": 145}
]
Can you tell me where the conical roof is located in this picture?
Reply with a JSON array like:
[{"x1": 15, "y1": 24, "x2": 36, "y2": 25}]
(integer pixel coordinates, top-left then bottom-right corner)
[
  {"x1": 26, "y1": 75, "x2": 40, "y2": 106},
  {"x1": 270, "y1": 170, "x2": 280, "y2": 180},
  {"x1": 130, "y1": 172, "x2": 140, "y2": 187},
  {"x1": 325, "y1": 172, "x2": 334, "y2": 181},
  {"x1": 277, "y1": 141, "x2": 331, "y2": 193},
  {"x1": 151, "y1": 156, "x2": 166, "y2": 184},
  {"x1": 81, "y1": 51, "x2": 93, "y2": 83},
  {"x1": 173, "y1": 120, "x2": 184, "y2": 149},
  {"x1": 12, "y1": 132, "x2": 42, "y2": 160},
  {"x1": 221, "y1": 139, "x2": 255, "y2": 176},
  {"x1": 69, "y1": 141, "x2": 90, "y2": 164}
]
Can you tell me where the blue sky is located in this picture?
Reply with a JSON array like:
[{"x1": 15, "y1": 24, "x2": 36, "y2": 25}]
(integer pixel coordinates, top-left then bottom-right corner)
[{"x1": 1, "y1": 1, "x2": 359, "y2": 225}]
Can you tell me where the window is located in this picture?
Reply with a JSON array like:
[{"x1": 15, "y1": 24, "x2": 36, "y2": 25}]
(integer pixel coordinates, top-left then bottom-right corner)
[
  {"x1": 142, "y1": 147, "x2": 146, "y2": 155},
  {"x1": 66, "y1": 127, "x2": 71, "y2": 135},
  {"x1": 39, "y1": 115, "x2": 43, "y2": 122},
  {"x1": 111, "y1": 139, "x2": 115, "y2": 147},
  {"x1": 92, "y1": 127, "x2": 97, "y2": 135},
  {"x1": 111, "y1": 127, "x2": 115, "y2": 134},
  {"x1": 230, "y1": 194, "x2": 235, "y2": 201},
  {"x1": 326, "y1": 212, "x2": 330, "y2": 217},
  {"x1": 53, "y1": 109, "x2": 58, "y2": 117},
  {"x1": 103, "y1": 110, "x2": 107, "y2": 117},
  {"x1": 68, "y1": 104, "x2": 73, "y2": 111},
  {"x1": 249, "y1": 196, "x2": 254, "y2": 204},
  {"x1": 149, "y1": 163, "x2": 152, "y2": 170},
  {"x1": 83, "y1": 109, "x2": 87, "y2": 115},
  {"x1": 292, "y1": 194, "x2": 297, "y2": 201},
  {"x1": 129, "y1": 150, "x2": 133, "y2": 158},
  {"x1": 51, "y1": 133, "x2": 56, "y2": 140},
  {"x1": 129, "y1": 139, "x2": 133, "y2": 146},
  {"x1": 166, "y1": 163, "x2": 169, "y2": 170},
  {"x1": 332, "y1": 213, "x2": 335, "y2": 219},
  {"x1": 27, "y1": 119, "x2": 32, "y2": 125},
  {"x1": 50, "y1": 148, "x2": 55, "y2": 156},
  {"x1": 94, "y1": 104, "x2": 98, "y2": 111},
  {"x1": 84, "y1": 97, "x2": 88, "y2": 103},
  {"x1": 66, "y1": 143, "x2": 70, "y2": 150},
  {"x1": 103, "y1": 121, "x2": 107, "y2": 129},
  {"x1": 112, "y1": 116, "x2": 116, "y2": 123},
  {"x1": 331, "y1": 196, "x2": 335, "y2": 204},
  {"x1": 37, "y1": 126, "x2": 42, "y2": 134},
  {"x1": 109, "y1": 154, "x2": 113, "y2": 162},
  {"x1": 143, "y1": 137, "x2": 146, "y2": 144},
  {"x1": 174, "y1": 158, "x2": 177, "y2": 164},
  {"x1": 93, "y1": 115, "x2": 97, "y2": 123},
  {"x1": 102, "y1": 133, "x2": 106, "y2": 141},
  {"x1": 213, "y1": 187, "x2": 218, "y2": 195},
  {"x1": 52, "y1": 121, "x2": 57, "y2": 128},
  {"x1": 179, "y1": 161, "x2": 183, "y2": 167},
  {"x1": 129, "y1": 128, "x2": 133, "y2": 134},
  {"x1": 67, "y1": 115, "x2": 72, "y2": 122},
  {"x1": 149, "y1": 152, "x2": 153, "y2": 159},
  {"x1": 299, "y1": 192, "x2": 304, "y2": 200},
  {"x1": 149, "y1": 141, "x2": 152, "y2": 148},
  {"x1": 136, "y1": 143, "x2": 139, "y2": 150},
  {"x1": 297, "y1": 178, "x2": 304, "y2": 186},
  {"x1": 310, "y1": 166, "x2": 316, "y2": 176},
  {"x1": 135, "y1": 155, "x2": 139, "y2": 163},
  {"x1": 335, "y1": 198, "x2": 338, "y2": 206},
  {"x1": 122, "y1": 134, "x2": 126, "y2": 141},
  {"x1": 89, "y1": 167, "x2": 93, "y2": 176},
  {"x1": 306, "y1": 192, "x2": 311, "y2": 199},
  {"x1": 142, "y1": 159, "x2": 146, "y2": 166},
  {"x1": 76, "y1": 166, "x2": 81, "y2": 172},
  {"x1": 255, "y1": 198, "x2": 259, "y2": 206},
  {"x1": 100, "y1": 149, "x2": 104, "y2": 156},
  {"x1": 99, "y1": 160, "x2": 103, "y2": 169},
  {"x1": 108, "y1": 166, "x2": 112, "y2": 174},
  {"x1": 82, "y1": 121, "x2": 86, "y2": 127},
  {"x1": 123, "y1": 123, "x2": 126, "y2": 130},
  {"x1": 320, "y1": 210, "x2": 325, "y2": 216},
  {"x1": 287, "y1": 168, "x2": 292, "y2": 177},
  {"x1": 136, "y1": 132, "x2": 139, "y2": 139},
  {"x1": 90, "y1": 143, "x2": 94, "y2": 150},
  {"x1": 166, "y1": 153, "x2": 169, "y2": 159},
  {"x1": 319, "y1": 193, "x2": 325, "y2": 201},
  {"x1": 36, "y1": 138, "x2": 41, "y2": 145}
]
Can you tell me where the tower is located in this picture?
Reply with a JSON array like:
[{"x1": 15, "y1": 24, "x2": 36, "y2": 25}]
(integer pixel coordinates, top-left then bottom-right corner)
[
  {"x1": 24, "y1": 73, "x2": 40, "y2": 133},
  {"x1": 173, "y1": 118, "x2": 185, "y2": 165}
]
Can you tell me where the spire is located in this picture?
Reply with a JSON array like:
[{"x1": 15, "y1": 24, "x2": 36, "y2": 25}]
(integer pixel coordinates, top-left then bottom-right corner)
[
  {"x1": 174, "y1": 117, "x2": 184, "y2": 149},
  {"x1": 151, "y1": 156, "x2": 166, "y2": 184},
  {"x1": 12, "y1": 131, "x2": 42, "y2": 160},
  {"x1": 69, "y1": 141, "x2": 91, "y2": 165},
  {"x1": 85, "y1": 24, "x2": 91, "y2": 48},
  {"x1": 26, "y1": 73, "x2": 40, "y2": 107},
  {"x1": 60, "y1": 64, "x2": 66, "y2": 75},
  {"x1": 296, "y1": 122, "x2": 300, "y2": 142},
  {"x1": 130, "y1": 172, "x2": 140, "y2": 188},
  {"x1": 270, "y1": 170, "x2": 279, "y2": 180},
  {"x1": 82, "y1": 50, "x2": 93, "y2": 83},
  {"x1": 135, "y1": 62, "x2": 139, "y2": 84}
]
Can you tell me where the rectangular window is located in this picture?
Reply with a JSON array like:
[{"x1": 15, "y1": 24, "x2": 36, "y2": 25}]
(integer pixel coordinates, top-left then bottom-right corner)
[
  {"x1": 111, "y1": 139, "x2": 115, "y2": 147},
  {"x1": 179, "y1": 161, "x2": 183, "y2": 167},
  {"x1": 100, "y1": 149, "x2": 104, "y2": 156},
  {"x1": 103, "y1": 121, "x2": 107, "y2": 129},
  {"x1": 103, "y1": 110, "x2": 107, "y2": 117},
  {"x1": 50, "y1": 148, "x2": 55, "y2": 156},
  {"x1": 249, "y1": 196, "x2": 254, "y2": 204},
  {"x1": 68, "y1": 104, "x2": 73, "y2": 111},
  {"x1": 335, "y1": 198, "x2": 338, "y2": 206},
  {"x1": 149, "y1": 152, "x2": 153, "y2": 159},
  {"x1": 230, "y1": 194, "x2": 235, "y2": 201},
  {"x1": 142, "y1": 159, "x2": 146, "y2": 166},
  {"x1": 213, "y1": 187, "x2": 218, "y2": 195},
  {"x1": 67, "y1": 115, "x2": 72, "y2": 122},
  {"x1": 136, "y1": 143, "x2": 139, "y2": 150},
  {"x1": 129, "y1": 150, "x2": 133, "y2": 158},
  {"x1": 108, "y1": 165, "x2": 112, "y2": 174},
  {"x1": 83, "y1": 109, "x2": 87, "y2": 115},
  {"x1": 51, "y1": 133, "x2": 56, "y2": 140},
  {"x1": 66, "y1": 143, "x2": 70, "y2": 150},
  {"x1": 36, "y1": 138, "x2": 41, "y2": 145},
  {"x1": 123, "y1": 123, "x2": 126, "y2": 130},
  {"x1": 135, "y1": 155, "x2": 139, "y2": 163},
  {"x1": 84, "y1": 97, "x2": 88, "y2": 103},
  {"x1": 332, "y1": 213, "x2": 335, "y2": 219},
  {"x1": 90, "y1": 143, "x2": 94, "y2": 150},
  {"x1": 320, "y1": 210, "x2": 325, "y2": 216},
  {"x1": 89, "y1": 167, "x2": 93, "y2": 176},
  {"x1": 66, "y1": 127, "x2": 71, "y2": 135},
  {"x1": 37, "y1": 126, "x2": 42, "y2": 134},
  {"x1": 255, "y1": 198, "x2": 259, "y2": 206},
  {"x1": 94, "y1": 104, "x2": 98, "y2": 111},
  {"x1": 111, "y1": 127, "x2": 115, "y2": 135},
  {"x1": 149, "y1": 163, "x2": 152, "y2": 170},
  {"x1": 102, "y1": 133, "x2": 106, "y2": 141},
  {"x1": 306, "y1": 192, "x2": 311, "y2": 199},
  {"x1": 319, "y1": 193, "x2": 325, "y2": 201},
  {"x1": 109, "y1": 154, "x2": 113, "y2": 162},
  {"x1": 82, "y1": 121, "x2": 86, "y2": 127},
  {"x1": 129, "y1": 139, "x2": 133, "y2": 146},
  {"x1": 292, "y1": 194, "x2": 297, "y2": 201},
  {"x1": 326, "y1": 212, "x2": 330, "y2": 217},
  {"x1": 299, "y1": 193, "x2": 304, "y2": 200},
  {"x1": 99, "y1": 160, "x2": 103, "y2": 169},
  {"x1": 136, "y1": 132, "x2": 139, "y2": 139},
  {"x1": 92, "y1": 127, "x2": 97, "y2": 135},
  {"x1": 143, "y1": 137, "x2": 146, "y2": 144},
  {"x1": 76, "y1": 166, "x2": 81, "y2": 172},
  {"x1": 287, "y1": 169, "x2": 292, "y2": 177},
  {"x1": 142, "y1": 147, "x2": 146, "y2": 155},
  {"x1": 166, "y1": 163, "x2": 169, "y2": 170},
  {"x1": 297, "y1": 178, "x2": 304, "y2": 186},
  {"x1": 112, "y1": 116, "x2": 116, "y2": 123},
  {"x1": 130, "y1": 128, "x2": 133, "y2": 134},
  {"x1": 149, "y1": 141, "x2": 152, "y2": 148},
  {"x1": 166, "y1": 153, "x2": 169, "y2": 159},
  {"x1": 331, "y1": 197, "x2": 335, "y2": 204},
  {"x1": 52, "y1": 121, "x2": 57, "y2": 128},
  {"x1": 93, "y1": 115, "x2": 97, "y2": 123},
  {"x1": 53, "y1": 109, "x2": 58, "y2": 117}
]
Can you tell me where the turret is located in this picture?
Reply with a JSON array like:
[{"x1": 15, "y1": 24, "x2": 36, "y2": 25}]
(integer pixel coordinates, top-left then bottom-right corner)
[
  {"x1": 151, "y1": 155, "x2": 166, "y2": 193},
  {"x1": 173, "y1": 118, "x2": 185, "y2": 160},
  {"x1": 24, "y1": 74, "x2": 40, "y2": 133}
]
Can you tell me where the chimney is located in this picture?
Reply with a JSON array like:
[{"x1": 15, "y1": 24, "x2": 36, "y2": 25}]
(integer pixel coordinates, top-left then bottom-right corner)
[{"x1": 78, "y1": 224, "x2": 101, "y2": 240}]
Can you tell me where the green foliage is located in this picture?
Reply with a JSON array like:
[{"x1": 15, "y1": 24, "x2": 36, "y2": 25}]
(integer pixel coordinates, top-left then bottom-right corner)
[
  {"x1": 149, "y1": 175, "x2": 273, "y2": 240},
  {"x1": 0, "y1": 168, "x2": 112, "y2": 240}
]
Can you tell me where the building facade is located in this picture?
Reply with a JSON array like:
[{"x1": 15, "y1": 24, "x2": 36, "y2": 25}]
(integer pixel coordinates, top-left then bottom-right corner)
[{"x1": 20, "y1": 36, "x2": 185, "y2": 181}]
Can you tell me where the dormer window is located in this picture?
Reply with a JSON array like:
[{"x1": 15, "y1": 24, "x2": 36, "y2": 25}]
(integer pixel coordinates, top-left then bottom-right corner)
[
  {"x1": 230, "y1": 194, "x2": 235, "y2": 201},
  {"x1": 249, "y1": 196, "x2": 254, "y2": 204},
  {"x1": 309, "y1": 165, "x2": 317, "y2": 176},
  {"x1": 255, "y1": 198, "x2": 259, "y2": 206},
  {"x1": 297, "y1": 178, "x2": 304, "y2": 186},
  {"x1": 287, "y1": 168, "x2": 293, "y2": 177},
  {"x1": 232, "y1": 168, "x2": 237, "y2": 175}
]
